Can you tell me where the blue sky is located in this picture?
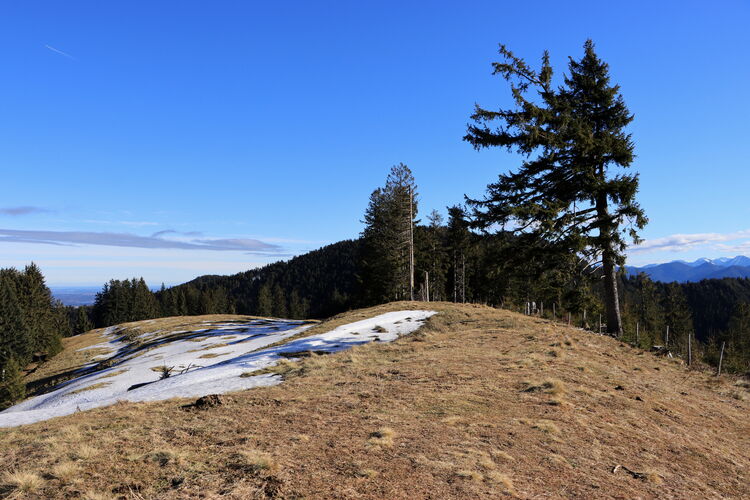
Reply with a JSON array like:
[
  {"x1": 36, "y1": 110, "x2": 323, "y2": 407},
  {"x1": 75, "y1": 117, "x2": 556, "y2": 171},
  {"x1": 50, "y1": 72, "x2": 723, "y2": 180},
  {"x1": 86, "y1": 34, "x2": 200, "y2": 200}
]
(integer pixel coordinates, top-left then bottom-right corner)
[{"x1": 1, "y1": 1, "x2": 748, "y2": 286}]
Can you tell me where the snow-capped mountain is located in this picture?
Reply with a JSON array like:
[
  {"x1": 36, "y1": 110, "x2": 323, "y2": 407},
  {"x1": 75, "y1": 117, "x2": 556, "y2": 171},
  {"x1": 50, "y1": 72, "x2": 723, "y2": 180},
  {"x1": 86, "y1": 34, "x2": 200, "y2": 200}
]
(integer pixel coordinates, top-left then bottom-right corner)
[{"x1": 626, "y1": 256, "x2": 750, "y2": 282}]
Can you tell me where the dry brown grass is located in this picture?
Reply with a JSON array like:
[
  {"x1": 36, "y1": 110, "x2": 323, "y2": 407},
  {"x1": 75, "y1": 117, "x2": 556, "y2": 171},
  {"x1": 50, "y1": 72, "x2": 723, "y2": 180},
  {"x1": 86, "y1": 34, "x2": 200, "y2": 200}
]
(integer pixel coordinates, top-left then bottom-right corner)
[
  {"x1": 23, "y1": 329, "x2": 114, "y2": 386},
  {"x1": 367, "y1": 427, "x2": 395, "y2": 448},
  {"x1": 197, "y1": 351, "x2": 231, "y2": 359},
  {"x1": 97, "y1": 369, "x2": 128, "y2": 379},
  {"x1": 2, "y1": 301, "x2": 749, "y2": 499},
  {"x1": 67, "y1": 382, "x2": 111, "y2": 395},
  {"x1": 50, "y1": 461, "x2": 79, "y2": 485},
  {"x1": 2, "y1": 470, "x2": 44, "y2": 494}
]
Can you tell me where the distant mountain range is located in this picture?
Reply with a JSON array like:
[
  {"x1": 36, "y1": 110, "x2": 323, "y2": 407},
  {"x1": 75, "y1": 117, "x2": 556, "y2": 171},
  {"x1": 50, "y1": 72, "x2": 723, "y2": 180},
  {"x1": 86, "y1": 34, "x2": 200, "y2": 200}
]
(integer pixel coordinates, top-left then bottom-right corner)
[
  {"x1": 626, "y1": 256, "x2": 750, "y2": 283},
  {"x1": 51, "y1": 286, "x2": 100, "y2": 306}
]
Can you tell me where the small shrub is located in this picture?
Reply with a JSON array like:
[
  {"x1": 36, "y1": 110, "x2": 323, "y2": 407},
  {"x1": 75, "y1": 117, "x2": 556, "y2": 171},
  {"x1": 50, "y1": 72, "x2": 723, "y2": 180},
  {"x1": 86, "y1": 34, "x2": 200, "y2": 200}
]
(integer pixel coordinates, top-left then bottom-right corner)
[{"x1": 158, "y1": 365, "x2": 174, "y2": 379}]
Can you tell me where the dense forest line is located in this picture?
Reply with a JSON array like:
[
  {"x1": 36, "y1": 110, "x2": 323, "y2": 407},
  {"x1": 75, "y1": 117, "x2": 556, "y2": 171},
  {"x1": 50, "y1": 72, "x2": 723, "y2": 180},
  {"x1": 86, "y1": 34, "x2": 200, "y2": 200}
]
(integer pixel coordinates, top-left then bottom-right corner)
[
  {"x1": 0, "y1": 264, "x2": 69, "y2": 408},
  {"x1": 78, "y1": 213, "x2": 750, "y2": 374}
]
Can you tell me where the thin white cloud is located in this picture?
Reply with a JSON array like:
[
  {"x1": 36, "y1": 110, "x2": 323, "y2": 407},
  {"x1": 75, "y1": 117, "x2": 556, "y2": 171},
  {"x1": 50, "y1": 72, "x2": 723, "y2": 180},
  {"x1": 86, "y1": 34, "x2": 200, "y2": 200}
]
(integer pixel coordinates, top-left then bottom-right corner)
[
  {"x1": 0, "y1": 206, "x2": 53, "y2": 216},
  {"x1": 45, "y1": 44, "x2": 76, "y2": 60},
  {"x1": 629, "y1": 229, "x2": 750, "y2": 254},
  {"x1": 150, "y1": 229, "x2": 203, "y2": 238},
  {"x1": 0, "y1": 228, "x2": 283, "y2": 254}
]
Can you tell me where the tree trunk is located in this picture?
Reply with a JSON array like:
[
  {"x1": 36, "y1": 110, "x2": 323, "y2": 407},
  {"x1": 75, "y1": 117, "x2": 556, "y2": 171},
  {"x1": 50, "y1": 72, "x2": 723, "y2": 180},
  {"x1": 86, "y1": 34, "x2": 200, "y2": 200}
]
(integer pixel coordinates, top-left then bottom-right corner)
[
  {"x1": 602, "y1": 244, "x2": 623, "y2": 336},
  {"x1": 597, "y1": 189, "x2": 623, "y2": 337}
]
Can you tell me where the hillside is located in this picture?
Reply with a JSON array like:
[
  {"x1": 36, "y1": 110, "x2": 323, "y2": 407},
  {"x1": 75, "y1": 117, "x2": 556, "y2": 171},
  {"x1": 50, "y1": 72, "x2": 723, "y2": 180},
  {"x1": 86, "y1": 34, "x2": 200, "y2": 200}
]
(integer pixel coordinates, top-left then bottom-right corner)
[
  {"x1": 169, "y1": 239, "x2": 362, "y2": 319},
  {"x1": 1, "y1": 303, "x2": 749, "y2": 499}
]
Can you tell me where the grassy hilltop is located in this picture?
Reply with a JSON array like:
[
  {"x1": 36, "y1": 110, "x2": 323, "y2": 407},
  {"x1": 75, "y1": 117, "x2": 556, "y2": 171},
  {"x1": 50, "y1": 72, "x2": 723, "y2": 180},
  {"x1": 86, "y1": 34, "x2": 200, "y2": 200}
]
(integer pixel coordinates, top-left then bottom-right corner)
[{"x1": 1, "y1": 302, "x2": 749, "y2": 499}]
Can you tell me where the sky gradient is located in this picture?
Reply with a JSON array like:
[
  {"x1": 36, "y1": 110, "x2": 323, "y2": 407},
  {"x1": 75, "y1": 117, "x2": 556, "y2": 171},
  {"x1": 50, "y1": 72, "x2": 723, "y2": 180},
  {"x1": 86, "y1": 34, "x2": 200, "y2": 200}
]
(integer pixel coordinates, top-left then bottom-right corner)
[{"x1": 1, "y1": 1, "x2": 748, "y2": 285}]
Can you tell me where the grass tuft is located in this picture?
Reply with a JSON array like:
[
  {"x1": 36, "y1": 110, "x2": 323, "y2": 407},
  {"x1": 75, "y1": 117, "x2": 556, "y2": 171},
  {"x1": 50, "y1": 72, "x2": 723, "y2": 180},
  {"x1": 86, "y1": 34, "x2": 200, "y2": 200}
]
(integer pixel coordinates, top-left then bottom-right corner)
[
  {"x1": 51, "y1": 461, "x2": 79, "y2": 484},
  {"x1": 355, "y1": 468, "x2": 379, "y2": 478},
  {"x1": 67, "y1": 382, "x2": 111, "y2": 395},
  {"x1": 486, "y1": 471, "x2": 517, "y2": 495},
  {"x1": 367, "y1": 427, "x2": 395, "y2": 447},
  {"x1": 3, "y1": 470, "x2": 44, "y2": 493},
  {"x1": 237, "y1": 450, "x2": 278, "y2": 474},
  {"x1": 455, "y1": 469, "x2": 484, "y2": 481},
  {"x1": 69, "y1": 444, "x2": 98, "y2": 461}
]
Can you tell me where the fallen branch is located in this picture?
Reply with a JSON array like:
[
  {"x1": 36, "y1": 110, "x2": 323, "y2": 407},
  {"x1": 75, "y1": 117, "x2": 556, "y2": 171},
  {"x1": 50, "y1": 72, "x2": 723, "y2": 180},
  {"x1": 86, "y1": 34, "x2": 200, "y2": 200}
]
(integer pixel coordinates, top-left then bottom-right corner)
[{"x1": 612, "y1": 464, "x2": 647, "y2": 480}]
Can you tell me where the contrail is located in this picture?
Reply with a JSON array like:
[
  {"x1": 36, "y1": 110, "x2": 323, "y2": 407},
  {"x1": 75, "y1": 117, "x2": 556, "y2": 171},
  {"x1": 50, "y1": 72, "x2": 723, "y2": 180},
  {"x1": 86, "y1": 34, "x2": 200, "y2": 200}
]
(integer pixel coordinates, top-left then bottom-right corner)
[{"x1": 44, "y1": 44, "x2": 76, "y2": 60}]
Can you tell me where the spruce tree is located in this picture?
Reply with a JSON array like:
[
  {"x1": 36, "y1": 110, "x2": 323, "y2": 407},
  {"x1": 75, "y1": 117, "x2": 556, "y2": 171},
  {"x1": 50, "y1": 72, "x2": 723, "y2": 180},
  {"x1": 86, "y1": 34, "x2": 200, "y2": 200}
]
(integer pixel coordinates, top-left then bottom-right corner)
[
  {"x1": 19, "y1": 263, "x2": 57, "y2": 353},
  {"x1": 0, "y1": 357, "x2": 26, "y2": 409},
  {"x1": 360, "y1": 163, "x2": 418, "y2": 303},
  {"x1": 74, "y1": 307, "x2": 94, "y2": 335},
  {"x1": 447, "y1": 205, "x2": 470, "y2": 303},
  {"x1": 632, "y1": 273, "x2": 664, "y2": 347},
  {"x1": 257, "y1": 283, "x2": 273, "y2": 317},
  {"x1": 272, "y1": 283, "x2": 288, "y2": 318},
  {"x1": 465, "y1": 40, "x2": 646, "y2": 335},
  {"x1": 0, "y1": 275, "x2": 29, "y2": 366},
  {"x1": 423, "y1": 210, "x2": 448, "y2": 301},
  {"x1": 662, "y1": 283, "x2": 694, "y2": 354}
]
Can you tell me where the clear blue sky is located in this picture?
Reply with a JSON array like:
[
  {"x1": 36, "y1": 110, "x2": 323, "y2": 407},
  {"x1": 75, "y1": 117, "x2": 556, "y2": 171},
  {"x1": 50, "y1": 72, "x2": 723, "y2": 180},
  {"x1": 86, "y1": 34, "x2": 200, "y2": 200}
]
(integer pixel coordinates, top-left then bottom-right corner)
[{"x1": 1, "y1": 1, "x2": 748, "y2": 285}]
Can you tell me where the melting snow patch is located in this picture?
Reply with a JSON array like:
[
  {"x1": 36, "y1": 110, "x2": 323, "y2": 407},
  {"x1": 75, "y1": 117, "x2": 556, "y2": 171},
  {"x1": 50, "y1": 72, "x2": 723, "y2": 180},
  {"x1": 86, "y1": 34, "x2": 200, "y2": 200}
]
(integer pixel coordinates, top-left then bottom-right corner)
[{"x1": 0, "y1": 310, "x2": 435, "y2": 427}]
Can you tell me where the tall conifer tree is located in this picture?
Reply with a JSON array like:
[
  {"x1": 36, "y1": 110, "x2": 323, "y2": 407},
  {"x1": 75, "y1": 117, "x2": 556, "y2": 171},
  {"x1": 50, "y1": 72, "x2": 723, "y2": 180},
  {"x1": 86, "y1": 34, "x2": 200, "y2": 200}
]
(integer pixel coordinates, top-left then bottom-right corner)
[
  {"x1": 360, "y1": 163, "x2": 418, "y2": 303},
  {"x1": 465, "y1": 40, "x2": 646, "y2": 335}
]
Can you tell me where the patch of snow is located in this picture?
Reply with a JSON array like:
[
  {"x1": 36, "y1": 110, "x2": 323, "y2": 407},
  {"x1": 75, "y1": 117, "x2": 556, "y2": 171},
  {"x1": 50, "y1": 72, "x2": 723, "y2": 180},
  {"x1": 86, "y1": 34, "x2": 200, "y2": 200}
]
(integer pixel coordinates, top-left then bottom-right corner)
[{"x1": 0, "y1": 310, "x2": 435, "y2": 427}]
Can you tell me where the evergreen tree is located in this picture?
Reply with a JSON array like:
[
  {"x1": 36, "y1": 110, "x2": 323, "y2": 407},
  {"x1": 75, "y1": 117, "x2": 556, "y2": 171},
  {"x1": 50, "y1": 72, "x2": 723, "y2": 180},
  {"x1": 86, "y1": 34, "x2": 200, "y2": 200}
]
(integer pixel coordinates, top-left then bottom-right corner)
[
  {"x1": 723, "y1": 302, "x2": 750, "y2": 372},
  {"x1": 422, "y1": 210, "x2": 448, "y2": 301},
  {"x1": 288, "y1": 289, "x2": 306, "y2": 319},
  {"x1": 360, "y1": 164, "x2": 418, "y2": 303},
  {"x1": 464, "y1": 40, "x2": 647, "y2": 335},
  {"x1": 629, "y1": 273, "x2": 664, "y2": 347},
  {"x1": 272, "y1": 283, "x2": 288, "y2": 318},
  {"x1": 19, "y1": 263, "x2": 57, "y2": 354},
  {"x1": 51, "y1": 299, "x2": 72, "y2": 340},
  {"x1": 447, "y1": 205, "x2": 470, "y2": 303},
  {"x1": 662, "y1": 283, "x2": 694, "y2": 354},
  {"x1": 0, "y1": 357, "x2": 26, "y2": 409},
  {"x1": 0, "y1": 275, "x2": 29, "y2": 366},
  {"x1": 74, "y1": 306, "x2": 94, "y2": 335},
  {"x1": 257, "y1": 283, "x2": 273, "y2": 317}
]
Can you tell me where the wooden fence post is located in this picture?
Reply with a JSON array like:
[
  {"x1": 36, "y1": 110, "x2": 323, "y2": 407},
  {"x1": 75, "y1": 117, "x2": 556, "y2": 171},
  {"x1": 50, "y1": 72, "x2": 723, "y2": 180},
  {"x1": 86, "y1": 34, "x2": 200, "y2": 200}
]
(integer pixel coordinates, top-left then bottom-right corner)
[
  {"x1": 688, "y1": 333, "x2": 692, "y2": 366},
  {"x1": 717, "y1": 341, "x2": 725, "y2": 376}
]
